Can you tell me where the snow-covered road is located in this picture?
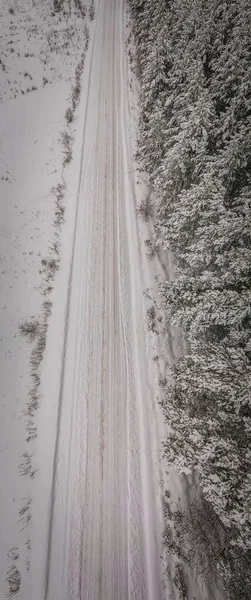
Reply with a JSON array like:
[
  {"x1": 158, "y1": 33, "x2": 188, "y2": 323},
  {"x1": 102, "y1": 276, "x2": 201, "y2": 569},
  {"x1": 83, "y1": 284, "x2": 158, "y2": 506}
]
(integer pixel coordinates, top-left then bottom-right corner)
[{"x1": 43, "y1": 1, "x2": 165, "y2": 598}]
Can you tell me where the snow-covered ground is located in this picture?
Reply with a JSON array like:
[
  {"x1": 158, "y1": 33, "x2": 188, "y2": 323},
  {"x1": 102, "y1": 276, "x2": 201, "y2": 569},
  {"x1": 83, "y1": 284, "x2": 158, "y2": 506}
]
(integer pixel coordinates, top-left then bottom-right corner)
[
  {"x1": 0, "y1": 80, "x2": 69, "y2": 594},
  {"x1": 0, "y1": 1, "x2": 225, "y2": 599},
  {"x1": 0, "y1": 1, "x2": 93, "y2": 598},
  {"x1": 35, "y1": 0, "x2": 170, "y2": 597}
]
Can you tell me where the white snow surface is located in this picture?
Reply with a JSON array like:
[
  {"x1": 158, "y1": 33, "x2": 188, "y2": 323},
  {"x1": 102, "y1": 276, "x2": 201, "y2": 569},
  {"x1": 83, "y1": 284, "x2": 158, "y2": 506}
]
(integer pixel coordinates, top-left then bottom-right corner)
[{"x1": 39, "y1": 1, "x2": 167, "y2": 598}]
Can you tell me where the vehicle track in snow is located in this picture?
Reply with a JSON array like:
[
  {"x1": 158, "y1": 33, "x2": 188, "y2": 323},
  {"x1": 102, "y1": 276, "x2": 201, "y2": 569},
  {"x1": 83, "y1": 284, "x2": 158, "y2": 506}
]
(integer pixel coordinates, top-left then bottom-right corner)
[{"x1": 44, "y1": 1, "x2": 165, "y2": 599}]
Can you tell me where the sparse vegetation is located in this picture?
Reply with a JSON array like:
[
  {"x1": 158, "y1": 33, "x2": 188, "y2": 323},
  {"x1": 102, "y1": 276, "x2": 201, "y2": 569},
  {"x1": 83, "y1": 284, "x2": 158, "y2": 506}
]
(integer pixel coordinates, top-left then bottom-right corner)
[
  {"x1": 60, "y1": 129, "x2": 73, "y2": 166},
  {"x1": 135, "y1": 195, "x2": 154, "y2": 221},
  {"x1": 19, "y1": 498, "x2": 32, "y2": 530},
  {"x1": 147, "y1": 304, "x2": 158, "y2": 333},
  {"x1": 53, "y1": 0, "x2": 64, "y2": 13},
  {"x1": 144, "y1": 237, "x2": 157, "y2": 260},
  {"x1": 25, "y1": 539, "x2": 31, "y2": 551},
  {"x1": 89, "y1": 1, "x2": 95, "y2": 20},
  {"x1": 72, "y1": 81, "x2": 81, "y2": 110},
  {"x1": 10, "y1": 0, "x2": 95, "y2": 571},
  {"x1": 5, "y1": 566, "x2": 21, "y2": 599},
  {"x1": 65, "y1": 107, "x2": 74, "y2": 124},
  {"x1": 74, "y1": 0, "x2": 87, "y2": 18},
  {"x1": 18, "y1": 452, "x2": 37, "y2": 478},
  {"x1": 0, "y1": 58, "x2": 6, "y2": 71},
  {"x1": 7, "y1": 549, "x2": 19, "y2": 562},
  {"x1": 19, "y1": 319, "x2": 40, "y2": 342},
  {"x1": 162, "y1": 488, "x2": 251, "y2": 598},
  {"x1": 84, "y1": 21, "x2": 90, "y2": 40},
  {"x1": 173, "y1": 564, "x2": 188, "y2": 600},
  {"x1": 25, "y1": 419, "x2": 37, "y2": 444},
  {"x1": 52, "y1": 181, "x2": 66, "y2": 228}
]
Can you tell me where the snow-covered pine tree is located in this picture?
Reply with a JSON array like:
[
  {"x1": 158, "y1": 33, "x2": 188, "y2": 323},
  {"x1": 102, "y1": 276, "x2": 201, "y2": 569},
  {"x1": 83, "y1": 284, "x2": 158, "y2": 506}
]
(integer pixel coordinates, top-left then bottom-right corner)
[
  {"x1": 129, "y1": 0, "x2": 251, "y2": 574},
  {"x1": 160, "y1": 339, "x2": 251, "y2": 550}
]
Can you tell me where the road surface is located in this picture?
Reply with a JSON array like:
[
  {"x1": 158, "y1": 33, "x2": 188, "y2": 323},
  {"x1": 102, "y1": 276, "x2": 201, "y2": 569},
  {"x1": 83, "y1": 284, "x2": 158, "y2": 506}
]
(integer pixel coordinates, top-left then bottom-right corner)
[{"x1": 44, "y1": 1, "x2": 165, "y2": 598}]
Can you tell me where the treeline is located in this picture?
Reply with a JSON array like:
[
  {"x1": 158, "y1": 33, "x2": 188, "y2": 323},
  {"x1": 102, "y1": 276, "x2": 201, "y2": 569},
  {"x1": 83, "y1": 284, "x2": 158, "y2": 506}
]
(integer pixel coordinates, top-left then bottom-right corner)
[{"x1": 129, "y1": 0, "x2": 251, "y2": 585}]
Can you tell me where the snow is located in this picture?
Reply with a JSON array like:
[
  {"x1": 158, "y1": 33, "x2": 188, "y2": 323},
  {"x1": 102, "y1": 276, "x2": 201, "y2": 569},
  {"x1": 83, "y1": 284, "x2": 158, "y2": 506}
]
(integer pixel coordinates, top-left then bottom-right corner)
[
  {"x1": 34, "y1": 0, "x2": 168, "y2": 597},
  {"x1": 0, "y1": 1, "x2": 226, "y2": 599},
  {"x1": 0, "y1": 80, "x2": 70, "y2": 596},
  {"x1": 0, "y1": 1, "x2": 93, "y2": 598}
]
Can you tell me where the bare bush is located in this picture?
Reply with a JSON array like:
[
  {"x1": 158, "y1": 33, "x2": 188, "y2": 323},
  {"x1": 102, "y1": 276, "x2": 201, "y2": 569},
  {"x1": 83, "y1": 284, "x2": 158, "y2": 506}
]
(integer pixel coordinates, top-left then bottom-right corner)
[
  {"x1": 135, "y1": 196, "x2": 154, "y2": 221},
  {"x1": 7, "y1": 549, "x2": 19, "y2": 561},
  {"x1": 42, "y1": 258, "x2": 60, "y2": 280},
  {"x1": 24, "y1": 300, "x2": 52, "y2": 420},
  {"x1": 84, "y1": 22, "x2": 90, "y2": 42},
  {"x1": 147, "y1": 304, "x2": 159, "y2": 333},
  {"x1": 52, "y1": 182, "x2": 66, "y2": 226},
  {"x1": 60, "y1": 129, "x2": 73, "y2": 166},
  {"x1": 179, "y1": 496, "x2": 227, "y2": 579},
  {"x1": 72, "y1": 82, "x2": 81, "y2": 110},
  {"x1": 18, "y1": 452, "x2": 37, "y2": 478},
  {"x1": 19, "y1": 498, "x2": 32, "y2": 531},
  {"x1": 25, "y1": 539, "x2": 31, "y2": 551},
  {"x1": 5, "y1": 566, "x2": 21, "y2": 599},
  {"x1": 74, "y1": 0, "x2": 86, "y2": 18},
  {"x1": 53, "y1": 0, "x2": 64, "y2": 12},
  {"x1": 60, "y1": 129, "x2": 72, "y2": 146},
  {"x1": 26, "y1": 386, "x2": 40, "y2": 416},
  {"x1": 65, "y1": 107, "x2": 74, "y2": 124},
  {"x1": 52, "y1": 181, "x2": 65, "y2": 202},
  {"x1": 49, "y1": 241, "x2": 60, "y2": 255},
  {"x1": 163, "y1": 490, "x2": 228, "y2": 590},
  {"x1": 0, "y1": 58, "x2": 6, "y2": 71},
  {"x1": 89, "y1": 1, "x2": 95, "y2": 20},
  {"x1": 173, "y1": 563, "x2": 188, "y2": 600},
  {"x1": 43, "y1": 300, "x2": 52, "y2": 319},
  {"x1": 19, "y1": 319, "x2": 40, "y2": 342},
  {"x1": 25, "y1": 419, "x2": 37, "y2": 443},
  {"x1": 144, "y1": 237, "x2": 158, "y2": 260}
]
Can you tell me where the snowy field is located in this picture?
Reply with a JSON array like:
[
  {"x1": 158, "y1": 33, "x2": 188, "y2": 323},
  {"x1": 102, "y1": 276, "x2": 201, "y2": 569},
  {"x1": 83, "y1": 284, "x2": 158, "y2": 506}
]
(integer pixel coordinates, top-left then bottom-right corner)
[{"x1": 0, "y1": 0, "x2": 93, "y2": 597}]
